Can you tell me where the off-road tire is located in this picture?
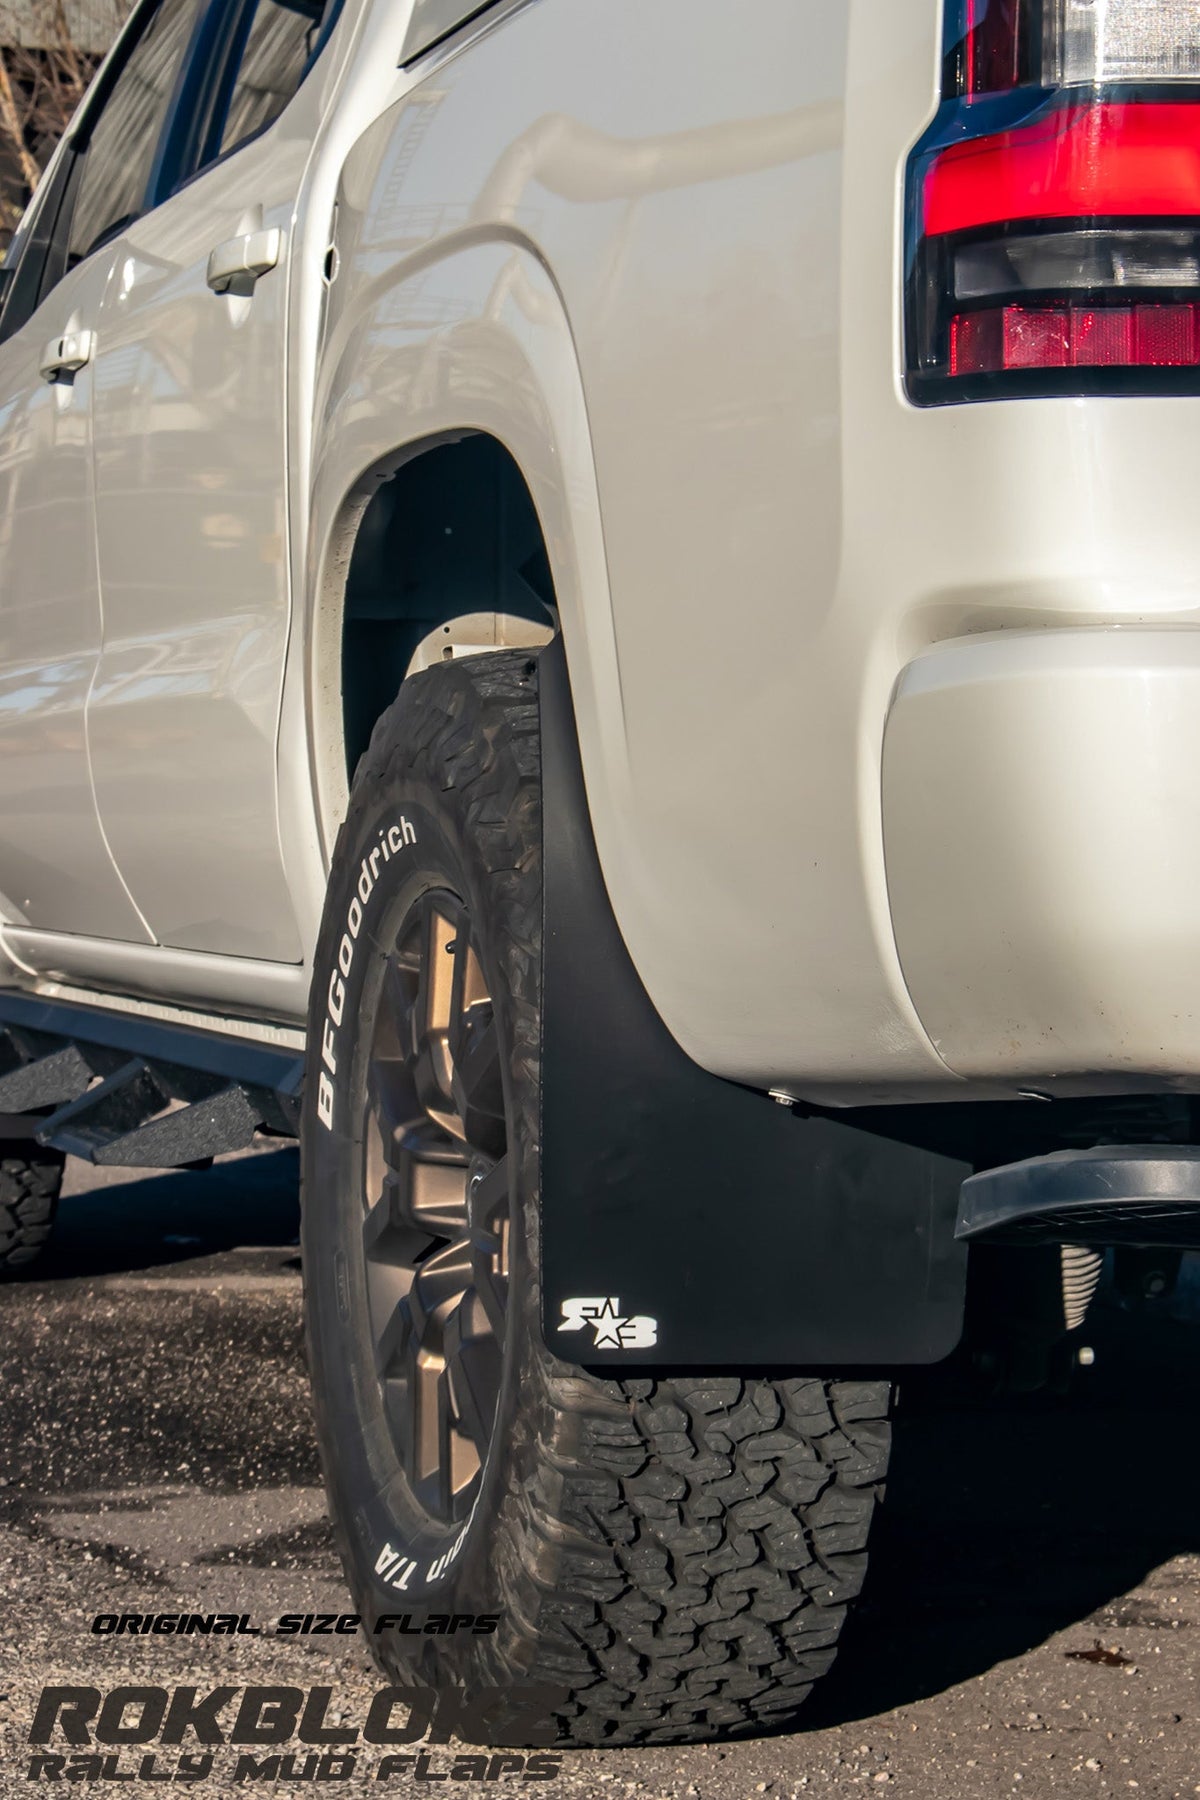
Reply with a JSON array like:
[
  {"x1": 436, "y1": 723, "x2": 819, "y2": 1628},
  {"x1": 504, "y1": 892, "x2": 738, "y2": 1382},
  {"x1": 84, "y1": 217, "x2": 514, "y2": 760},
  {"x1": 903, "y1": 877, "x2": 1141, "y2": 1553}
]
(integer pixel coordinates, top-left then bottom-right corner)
[
  {"x1": 302, "y1": 649, "x2": 891, "y2": 1745},
  {"x1": 0, "y1": 1145, "x2": 64, "y2": 1273}
]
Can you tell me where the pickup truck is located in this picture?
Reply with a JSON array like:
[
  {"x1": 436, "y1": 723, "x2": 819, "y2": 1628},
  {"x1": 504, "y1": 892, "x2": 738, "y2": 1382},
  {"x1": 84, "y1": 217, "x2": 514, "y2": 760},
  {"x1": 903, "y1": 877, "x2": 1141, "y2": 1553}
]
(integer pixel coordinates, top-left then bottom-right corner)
[{"x1": 2, "y1": 0, "x2": 1199, "y2": 1748}]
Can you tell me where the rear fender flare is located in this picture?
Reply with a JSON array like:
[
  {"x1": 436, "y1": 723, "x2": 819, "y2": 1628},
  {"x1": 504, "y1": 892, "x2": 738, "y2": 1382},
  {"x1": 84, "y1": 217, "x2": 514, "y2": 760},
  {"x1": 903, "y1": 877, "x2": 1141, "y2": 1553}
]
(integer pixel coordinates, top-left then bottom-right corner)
[{"x1": 305, "y1": 237, "x2": 629, "y2": 875}]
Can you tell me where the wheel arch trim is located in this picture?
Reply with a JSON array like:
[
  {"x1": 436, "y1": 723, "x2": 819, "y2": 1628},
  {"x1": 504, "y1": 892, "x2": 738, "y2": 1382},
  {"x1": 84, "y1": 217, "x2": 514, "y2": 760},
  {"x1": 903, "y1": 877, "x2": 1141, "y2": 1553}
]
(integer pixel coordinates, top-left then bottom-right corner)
[{"x1": 300, "y1": 239, "x2": 629, "y2": 934}]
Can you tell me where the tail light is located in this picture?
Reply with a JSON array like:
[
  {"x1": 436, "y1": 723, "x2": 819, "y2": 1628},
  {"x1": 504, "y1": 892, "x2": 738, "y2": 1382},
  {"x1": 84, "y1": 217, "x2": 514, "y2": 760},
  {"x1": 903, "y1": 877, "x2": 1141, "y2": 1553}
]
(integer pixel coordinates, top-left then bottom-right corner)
[{"x1": 906, "y1": 0, "x2": 1200, "y2": 403}]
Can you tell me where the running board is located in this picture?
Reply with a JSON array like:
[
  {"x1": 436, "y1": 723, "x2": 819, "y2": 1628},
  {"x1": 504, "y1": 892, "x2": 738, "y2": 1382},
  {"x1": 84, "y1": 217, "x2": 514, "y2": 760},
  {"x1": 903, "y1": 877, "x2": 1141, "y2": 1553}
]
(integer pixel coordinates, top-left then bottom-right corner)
[
  {"x1": 958, "y1": 1145, "x2": 1200, "y2": 1247},
  {"x1": 0, "y1": 990, "x2": 303, "y2": 1166}
]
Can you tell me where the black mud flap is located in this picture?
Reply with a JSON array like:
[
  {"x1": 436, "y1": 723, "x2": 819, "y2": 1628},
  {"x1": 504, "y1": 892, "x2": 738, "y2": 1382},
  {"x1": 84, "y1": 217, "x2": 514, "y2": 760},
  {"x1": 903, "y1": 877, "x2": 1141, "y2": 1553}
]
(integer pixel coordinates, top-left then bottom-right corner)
[{"x1": 537, "y1": 637, "x2": 969, "y2": 1369}]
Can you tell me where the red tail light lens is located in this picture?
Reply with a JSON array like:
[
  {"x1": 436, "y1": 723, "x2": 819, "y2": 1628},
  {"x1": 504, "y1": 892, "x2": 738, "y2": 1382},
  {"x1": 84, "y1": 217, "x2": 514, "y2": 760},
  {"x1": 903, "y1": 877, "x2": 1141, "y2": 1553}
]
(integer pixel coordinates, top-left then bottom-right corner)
[
  {"x1": 907, "y1": 2, "x2": 1200, "y2": 403},
  {"x1": 925, "y1": 104, "x2": 1200, "y2": 236},
  {"x1": 953, "y1": 0, "x2": 1029, "y2": 96}
]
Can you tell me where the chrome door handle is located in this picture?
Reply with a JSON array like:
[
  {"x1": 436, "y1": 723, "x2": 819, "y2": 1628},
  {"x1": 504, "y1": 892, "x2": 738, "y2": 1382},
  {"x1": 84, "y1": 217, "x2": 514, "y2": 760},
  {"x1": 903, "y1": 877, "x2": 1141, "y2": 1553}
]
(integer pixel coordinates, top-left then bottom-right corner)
[
  {"x1": 39, "y1": 327, "x2": 94, "y2": 382},
  {"x1": 206, "y1": 228, "x2": 282, "y2": 296}
]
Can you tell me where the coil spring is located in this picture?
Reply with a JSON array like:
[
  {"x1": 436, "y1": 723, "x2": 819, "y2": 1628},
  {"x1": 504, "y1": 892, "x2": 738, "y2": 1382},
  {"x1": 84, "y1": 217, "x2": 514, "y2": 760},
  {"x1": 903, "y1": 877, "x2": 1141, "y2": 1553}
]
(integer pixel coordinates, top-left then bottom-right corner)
[{"x1": 1061, "y1": 1243, "x2": 1104, "y2": 1332}]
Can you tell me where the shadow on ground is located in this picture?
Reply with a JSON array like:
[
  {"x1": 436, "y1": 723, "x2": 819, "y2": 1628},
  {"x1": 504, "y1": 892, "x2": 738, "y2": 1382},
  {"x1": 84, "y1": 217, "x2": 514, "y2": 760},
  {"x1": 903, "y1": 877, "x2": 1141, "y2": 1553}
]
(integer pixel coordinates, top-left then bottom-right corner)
[
  {"x1": 37, "y1": 1144, "x2": 302, "y2": 1278},
  {"x1": 805, "y1": 1264, "x2": 1200, "y2": 1729}
]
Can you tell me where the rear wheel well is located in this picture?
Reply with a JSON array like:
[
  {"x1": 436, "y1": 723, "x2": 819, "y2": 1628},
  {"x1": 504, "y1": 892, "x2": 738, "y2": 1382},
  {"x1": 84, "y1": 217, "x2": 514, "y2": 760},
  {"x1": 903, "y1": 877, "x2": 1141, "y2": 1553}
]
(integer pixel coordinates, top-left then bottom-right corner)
[{"x1": 340, "y1": 435, "x2": 554, "y2": 779}]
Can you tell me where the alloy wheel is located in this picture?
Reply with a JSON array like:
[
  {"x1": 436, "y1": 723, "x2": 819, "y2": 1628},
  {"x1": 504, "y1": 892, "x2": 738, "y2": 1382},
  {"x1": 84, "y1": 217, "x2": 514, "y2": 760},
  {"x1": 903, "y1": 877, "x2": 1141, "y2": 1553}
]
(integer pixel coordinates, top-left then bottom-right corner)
[{"x1": 361, "y1": 889, "x2": 510, "y2": 1524}]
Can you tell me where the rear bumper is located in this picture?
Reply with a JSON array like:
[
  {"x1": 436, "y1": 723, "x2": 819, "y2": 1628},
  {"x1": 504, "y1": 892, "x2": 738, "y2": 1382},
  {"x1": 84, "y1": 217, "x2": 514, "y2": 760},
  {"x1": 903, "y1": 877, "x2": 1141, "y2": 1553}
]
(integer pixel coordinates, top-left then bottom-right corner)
[
  {"x1": 884, "y1": 628, "x2": 1200, "y2": 1089},
  {"x1": 959, "y1": 1145, "x2": 1200, "y2": 1248}
]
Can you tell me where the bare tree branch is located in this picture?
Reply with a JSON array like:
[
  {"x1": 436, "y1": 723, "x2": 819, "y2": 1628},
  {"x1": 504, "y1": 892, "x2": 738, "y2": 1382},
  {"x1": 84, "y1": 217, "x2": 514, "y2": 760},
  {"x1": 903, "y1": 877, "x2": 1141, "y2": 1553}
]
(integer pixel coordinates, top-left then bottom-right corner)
[
  {"x1": 0, "y1": 48, "x2": 40, "y2": 192},
  {"x1": 0, "y1": 0, "x2": 130, "y2": 246}
]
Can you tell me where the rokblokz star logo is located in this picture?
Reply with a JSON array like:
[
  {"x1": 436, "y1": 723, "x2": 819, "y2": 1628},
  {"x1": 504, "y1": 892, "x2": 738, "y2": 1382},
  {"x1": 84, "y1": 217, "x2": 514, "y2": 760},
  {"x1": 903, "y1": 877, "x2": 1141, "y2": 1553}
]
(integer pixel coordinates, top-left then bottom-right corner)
[{"x1": 556, "y1": 1296, "x2": 657, "y2": 1349}]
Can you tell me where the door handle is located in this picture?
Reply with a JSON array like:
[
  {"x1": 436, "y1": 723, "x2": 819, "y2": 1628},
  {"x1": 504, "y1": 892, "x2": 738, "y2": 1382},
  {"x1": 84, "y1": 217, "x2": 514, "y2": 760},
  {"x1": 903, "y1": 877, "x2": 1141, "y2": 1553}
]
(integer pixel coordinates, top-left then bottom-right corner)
[
  {"x1": 39, "y1": 327, "x2": 94, "y2": 382},
  {"x1": 206, "y1": 228, "x2": 282, "y2": 296}
]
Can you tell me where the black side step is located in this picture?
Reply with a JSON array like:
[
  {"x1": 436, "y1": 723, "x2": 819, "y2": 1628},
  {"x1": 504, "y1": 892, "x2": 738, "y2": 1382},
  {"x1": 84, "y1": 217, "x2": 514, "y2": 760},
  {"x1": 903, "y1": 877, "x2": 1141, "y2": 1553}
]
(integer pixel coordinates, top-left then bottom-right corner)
[
  {"x1": 958, "y1": 1145, "x2": 1200, "y2": 1248},
  {"x1": 0, "y1": 1041, "x2": 105, "y2": 1111},
  {"x1": 0, "y1": 990, "x2": 304, "y2": 1167}
]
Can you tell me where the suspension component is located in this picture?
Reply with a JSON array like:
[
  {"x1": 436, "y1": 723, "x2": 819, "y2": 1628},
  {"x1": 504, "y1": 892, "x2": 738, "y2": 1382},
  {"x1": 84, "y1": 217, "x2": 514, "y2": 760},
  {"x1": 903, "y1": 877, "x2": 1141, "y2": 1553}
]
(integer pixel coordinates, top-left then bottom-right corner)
[{"x1": 1060, "y1": 1243, "x2": 1104, "y2": 1332}]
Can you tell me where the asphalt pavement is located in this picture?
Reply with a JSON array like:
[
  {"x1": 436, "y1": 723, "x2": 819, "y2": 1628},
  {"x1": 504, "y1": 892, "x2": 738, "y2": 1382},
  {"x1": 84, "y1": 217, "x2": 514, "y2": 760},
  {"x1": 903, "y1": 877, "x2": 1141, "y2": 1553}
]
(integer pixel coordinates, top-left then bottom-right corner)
[{"x1": 1, "y1": 1146, "x2": 1198, "y2": 1797}]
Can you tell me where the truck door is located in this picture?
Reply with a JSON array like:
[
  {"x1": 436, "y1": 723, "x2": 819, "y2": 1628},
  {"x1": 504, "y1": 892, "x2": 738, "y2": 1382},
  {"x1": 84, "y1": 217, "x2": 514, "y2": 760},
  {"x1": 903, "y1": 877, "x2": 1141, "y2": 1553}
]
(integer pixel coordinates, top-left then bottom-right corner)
[
  {"x1": 0, "y1": 0, "x2": 206, "y2": 944},
  {"x1": 86, "y1": 1, "x2": 337, "y2": 963}
]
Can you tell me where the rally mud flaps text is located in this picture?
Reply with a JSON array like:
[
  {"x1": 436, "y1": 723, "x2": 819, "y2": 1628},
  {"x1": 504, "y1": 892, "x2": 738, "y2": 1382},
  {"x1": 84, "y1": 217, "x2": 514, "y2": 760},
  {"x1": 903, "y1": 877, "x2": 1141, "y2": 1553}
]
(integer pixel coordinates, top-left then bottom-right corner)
[{"x1": 26, "y1": 1686, "x2": 567, "y2": 1782}]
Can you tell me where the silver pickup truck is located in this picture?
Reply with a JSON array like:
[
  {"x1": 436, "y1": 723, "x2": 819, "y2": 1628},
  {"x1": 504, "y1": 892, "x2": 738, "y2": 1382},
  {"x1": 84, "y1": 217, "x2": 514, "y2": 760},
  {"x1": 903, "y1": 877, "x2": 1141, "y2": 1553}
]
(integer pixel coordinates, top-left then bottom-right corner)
[{"x1": 1, "y1": 0, "x2": 1199, "y2": 1747}]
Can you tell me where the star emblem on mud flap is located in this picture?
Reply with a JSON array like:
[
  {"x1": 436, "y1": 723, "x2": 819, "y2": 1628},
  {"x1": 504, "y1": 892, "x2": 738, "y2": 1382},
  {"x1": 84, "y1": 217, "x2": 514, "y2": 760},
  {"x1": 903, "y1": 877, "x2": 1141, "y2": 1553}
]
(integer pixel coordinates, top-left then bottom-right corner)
[{"x1": 556, "y1": 1296, "x2": 658, "y2": 1349}]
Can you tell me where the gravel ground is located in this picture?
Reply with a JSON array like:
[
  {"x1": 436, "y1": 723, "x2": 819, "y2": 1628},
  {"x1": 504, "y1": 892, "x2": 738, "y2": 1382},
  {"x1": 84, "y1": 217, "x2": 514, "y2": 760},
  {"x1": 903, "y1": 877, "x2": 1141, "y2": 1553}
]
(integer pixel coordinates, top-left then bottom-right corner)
[{"x1": 1, "y1": 1147, "x2": 1198, "y2": 1796}]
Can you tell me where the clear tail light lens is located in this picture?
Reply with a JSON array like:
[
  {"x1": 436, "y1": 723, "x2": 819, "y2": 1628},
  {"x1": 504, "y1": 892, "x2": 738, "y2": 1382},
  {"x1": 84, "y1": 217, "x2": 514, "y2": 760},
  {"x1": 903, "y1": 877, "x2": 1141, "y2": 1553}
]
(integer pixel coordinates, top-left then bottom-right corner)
[
  {"x1": 1046, "y1": 0, "x2": 1200, "y2": 86},
  {"x1": 908, "y1": 1, "x2": 1200, "y2": 402},
  {"x1": 948, "y1": 0, "x2": 1200, "y2": 97}
]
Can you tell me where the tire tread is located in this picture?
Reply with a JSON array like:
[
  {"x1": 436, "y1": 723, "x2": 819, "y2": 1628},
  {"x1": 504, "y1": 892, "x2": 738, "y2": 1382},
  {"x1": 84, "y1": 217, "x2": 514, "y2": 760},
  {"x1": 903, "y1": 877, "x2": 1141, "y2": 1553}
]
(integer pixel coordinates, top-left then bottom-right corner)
[{"x1": 0, "y1": 1147, "x2": 65, "y2": 1273}]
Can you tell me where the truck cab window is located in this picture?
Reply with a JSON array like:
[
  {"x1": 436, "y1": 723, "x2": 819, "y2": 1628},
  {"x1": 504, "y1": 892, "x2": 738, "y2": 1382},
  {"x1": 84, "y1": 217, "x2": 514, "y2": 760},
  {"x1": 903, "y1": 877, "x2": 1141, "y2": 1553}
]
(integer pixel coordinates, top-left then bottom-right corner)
[
  {"x1": 67, "y1": 0, "x2": 204, "y2": 268},
  {"x1": 218, "y1": 0, "x2": 327, "y2": 159}
]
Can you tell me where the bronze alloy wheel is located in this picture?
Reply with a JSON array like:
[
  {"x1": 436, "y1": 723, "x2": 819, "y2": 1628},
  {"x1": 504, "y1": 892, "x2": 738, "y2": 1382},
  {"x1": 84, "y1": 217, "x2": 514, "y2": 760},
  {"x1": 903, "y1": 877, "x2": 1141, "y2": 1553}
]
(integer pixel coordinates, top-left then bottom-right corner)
[{"x1": 362, "y1": 887, "x2": 510, "y2": 1525}]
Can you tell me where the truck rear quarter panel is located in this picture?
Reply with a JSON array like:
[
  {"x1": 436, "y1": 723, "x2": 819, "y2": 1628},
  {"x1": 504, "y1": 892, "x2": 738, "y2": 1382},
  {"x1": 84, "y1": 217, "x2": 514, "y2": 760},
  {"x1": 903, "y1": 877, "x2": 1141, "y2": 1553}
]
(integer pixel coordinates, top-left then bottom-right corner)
[
  {"x1": 309, "y1": 0, "x2": 959, "y2": 1101},
  {"x1": 307, "y1": 0, "x2": 1200, "y2": 1102}
]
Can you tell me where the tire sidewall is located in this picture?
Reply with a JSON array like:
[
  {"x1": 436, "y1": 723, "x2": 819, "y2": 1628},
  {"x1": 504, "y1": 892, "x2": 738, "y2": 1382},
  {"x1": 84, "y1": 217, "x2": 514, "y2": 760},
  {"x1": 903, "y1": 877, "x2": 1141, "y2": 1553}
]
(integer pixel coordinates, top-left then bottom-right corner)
[{"x1": 302, "y1": 765, "x2": 533, "y2": 1646}]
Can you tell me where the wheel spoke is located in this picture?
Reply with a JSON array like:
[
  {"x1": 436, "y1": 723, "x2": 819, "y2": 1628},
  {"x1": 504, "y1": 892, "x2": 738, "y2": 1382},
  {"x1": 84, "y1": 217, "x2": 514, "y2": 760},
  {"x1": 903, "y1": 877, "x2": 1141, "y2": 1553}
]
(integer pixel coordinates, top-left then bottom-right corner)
[
  {"x1": 366, "y1": 1043, "x2": 419, "y2": 1161},
  {"x1": 410, "y1": 1239, "x2": 474, "y2": 1335},
  {"x1": 363, "y1": 1184, "x2": 394, "y2": 1258},
  {"x1": 411, "y1": 897, "x2": 461, "y2": 1135},
  {"x1": 446, "y1": 1306, "x2": 503, "y2": 1461},
  {"x1": 435, "y1": 1369, "x2": 456, "y2": 1519},
  {"x1": 469, "y1": 1158, "x2": 510, "y2": 1335},
  {"x1": 414, "y1": 1353, "x2": 444, "y2": 1498},
  {"x1": 379, "y1": 952, "x2": 417, "y2": 1052},
  {"x1": 448, "y1": 936, "x2": 489, "y2": 1049},
  {"x1": 452, "y1": 1014, "x2": 505, "y2": 1155},
  {"x1": 390, "y1": 1123, "x2": 466, "y2": 1238},
  {"x1": 468, "y1": 1157, "x2": 509, "y2": 1238},
  {"x1": 381, "y1": 1372, "x2": 415, "y2": 1476},
  {"x1": 472, "y1": 1258, "x2": 509, "y2": 1341},
  {"x1": 371, "y1": 1285, "x2": 410, "y2": 1378}
]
